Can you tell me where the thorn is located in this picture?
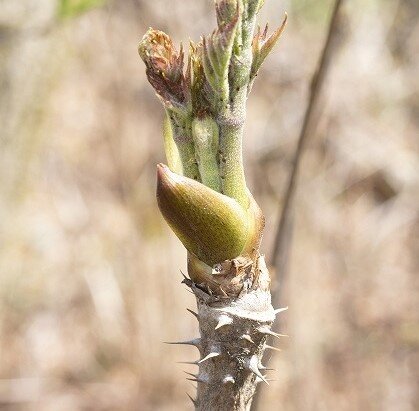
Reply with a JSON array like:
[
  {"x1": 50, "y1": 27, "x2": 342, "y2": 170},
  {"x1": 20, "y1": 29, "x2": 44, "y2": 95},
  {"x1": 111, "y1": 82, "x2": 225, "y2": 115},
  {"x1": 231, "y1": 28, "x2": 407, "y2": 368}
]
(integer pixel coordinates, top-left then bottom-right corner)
[
  {"x1": 184, "y1": 371, "x2": 209, "y2": 383},
  {"x1": 186, "y1": 377, "x2": 202, "y2": 383},
  {"x1": 274, "y1": 306, "x2": 288, "y2": 315},
  {"x1": 198, "y1": 352, "x2": 220, "y2": 364},
  {"x1": 180, "y1": 270, "x2": 189, "y2": 280},
  {"x1": 186, "y1": 308, "x2": 199, "y2": 319},
  {"x1": 253, "y1": 372, "x2": 269, "y2": 385},
  {"x1": 257, "y1": 325, "x2": 288, "y2": 339},
  {"x1": 256, "y1": 376, "x2": 277, "y2": 384},
  {"x1": 215, "y1": 314, "x2": 233, "y2": 330},
  {"x1": 223, "y1": 375, "x2": 235, "y2": 384},
  {"x1": 240, "y1": 334, "x2": 255, "y2": 344},
  {"x1": 218, "y1": 285, "x2": 228, "y2": 297},
  {"x1": 186, "y1": 393, "x2": 197, "y2": 406},
  {"x1": 164, "y1": 338, "x2": 201, "y2": 347},
  {"x1": 264, "y1": 344, "x2": 282, "y2": 352},
  {"x1": 246, "y1": 355, "x2": 269, "y2": 385},
  {"x1": 183, "y1": 371, "x2": 197, "y2": 378},
  {"x1": 259, "y1": 364, "x2": 276, "y2": 371},
  {"x1": 187, "y1": 376, "x2": 208, "y2": 384}
]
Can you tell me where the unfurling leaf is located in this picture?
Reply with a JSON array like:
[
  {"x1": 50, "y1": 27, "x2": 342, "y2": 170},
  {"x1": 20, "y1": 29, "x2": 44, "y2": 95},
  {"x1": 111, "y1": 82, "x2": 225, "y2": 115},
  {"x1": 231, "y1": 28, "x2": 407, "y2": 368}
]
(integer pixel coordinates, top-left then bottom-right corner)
[
  {"x1": 189, "y1": 41, "x2": 212, "y2": 115},
  {"x1": 215, "y1": 0, "x2": 239, "y2": 28},
  {"x1": 250, "y1": 13, "x2": 287, "y2": 82},
  {"x1": 138, "y1": 29, "x2": 187, "y2": 110},
  {"x1": 202, "y1": 4, "x2": 240, "y2": 96},
  {"x1": 156, "y1": 164, "x2": 248, "y2": 266}
]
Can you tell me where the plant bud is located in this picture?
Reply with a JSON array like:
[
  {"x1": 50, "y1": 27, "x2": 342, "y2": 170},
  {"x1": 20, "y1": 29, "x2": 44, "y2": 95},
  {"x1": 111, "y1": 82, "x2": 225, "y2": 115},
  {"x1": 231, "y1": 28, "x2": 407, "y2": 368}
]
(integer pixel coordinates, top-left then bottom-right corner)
[
  {"x1": 156, "y1": 164, "x2": 248, "y2": 266},
  {"x1": 138, "y1": 28, "x2": 187, "y2": 109}
]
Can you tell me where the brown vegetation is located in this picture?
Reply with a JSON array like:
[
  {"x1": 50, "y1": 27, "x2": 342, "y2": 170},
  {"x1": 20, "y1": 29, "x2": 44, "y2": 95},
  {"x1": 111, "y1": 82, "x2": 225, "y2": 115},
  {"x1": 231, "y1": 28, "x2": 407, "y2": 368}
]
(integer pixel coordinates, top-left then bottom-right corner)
[{"x1": 0, "y1": 0, "x2": 418, "y2": 410}]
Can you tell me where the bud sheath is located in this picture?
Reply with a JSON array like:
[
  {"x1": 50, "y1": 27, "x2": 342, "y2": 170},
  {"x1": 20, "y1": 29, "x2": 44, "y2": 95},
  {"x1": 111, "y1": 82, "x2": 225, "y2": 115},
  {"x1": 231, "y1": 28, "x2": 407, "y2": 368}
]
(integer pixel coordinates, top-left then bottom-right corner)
[{"x1": 156, "y1": 164, "x2": 248, "y2": 266}]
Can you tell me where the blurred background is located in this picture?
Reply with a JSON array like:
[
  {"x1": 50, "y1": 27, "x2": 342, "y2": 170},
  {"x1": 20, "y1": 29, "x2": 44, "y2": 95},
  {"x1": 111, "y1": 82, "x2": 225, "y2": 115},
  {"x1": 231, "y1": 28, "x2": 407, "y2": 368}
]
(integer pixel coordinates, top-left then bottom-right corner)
[{"x1": 0, "y1": 0, "x2": 418, "y2": 410}]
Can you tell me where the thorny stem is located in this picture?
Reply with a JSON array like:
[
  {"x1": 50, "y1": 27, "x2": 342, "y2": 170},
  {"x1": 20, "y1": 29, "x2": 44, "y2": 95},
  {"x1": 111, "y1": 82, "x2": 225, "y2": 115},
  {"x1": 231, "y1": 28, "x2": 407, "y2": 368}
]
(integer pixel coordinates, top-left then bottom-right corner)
[
  {"x1": 138, "y1": 0, "x2": 288, "y2": 409},
  {"x1": 187, "y1": 257, "x2": 277, "y2": 411}
]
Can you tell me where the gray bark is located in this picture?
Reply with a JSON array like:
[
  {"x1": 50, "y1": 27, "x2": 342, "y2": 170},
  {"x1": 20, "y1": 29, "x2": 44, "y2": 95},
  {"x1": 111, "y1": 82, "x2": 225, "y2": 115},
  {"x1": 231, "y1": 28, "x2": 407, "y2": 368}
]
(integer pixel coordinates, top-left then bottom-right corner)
[{"x1": 183, "y1": 255, "x2": 281, "y2": 411}]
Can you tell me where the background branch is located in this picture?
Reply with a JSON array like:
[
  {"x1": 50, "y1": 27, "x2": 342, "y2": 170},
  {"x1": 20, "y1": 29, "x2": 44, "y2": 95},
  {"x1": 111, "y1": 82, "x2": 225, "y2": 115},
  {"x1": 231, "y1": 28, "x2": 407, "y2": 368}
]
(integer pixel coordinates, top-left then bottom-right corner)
[
  {"x1": 271, "y1": 0, "x2": 345, "y2": 292},
  {"x1": 252, "y1": 0, "x2": 346, "y2": 408}
]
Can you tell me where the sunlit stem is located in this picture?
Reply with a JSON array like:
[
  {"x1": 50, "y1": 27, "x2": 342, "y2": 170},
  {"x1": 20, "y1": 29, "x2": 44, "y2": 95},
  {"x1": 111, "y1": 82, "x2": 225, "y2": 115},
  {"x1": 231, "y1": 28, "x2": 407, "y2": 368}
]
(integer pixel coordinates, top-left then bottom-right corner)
[
  {"x1": 166, "y1": 109, "x2": 200, "y2": 180},
  {"x1": 191, "y1": 116, "x2": 221, "y2": 192}
]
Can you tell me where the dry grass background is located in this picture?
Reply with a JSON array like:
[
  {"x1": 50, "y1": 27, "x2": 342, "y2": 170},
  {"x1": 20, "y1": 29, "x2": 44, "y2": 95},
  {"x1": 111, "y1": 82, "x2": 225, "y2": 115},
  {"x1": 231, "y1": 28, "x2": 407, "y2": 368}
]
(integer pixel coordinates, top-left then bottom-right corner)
[{"x1": 0, "y1": 0, "x2": 418, "y2": 410}]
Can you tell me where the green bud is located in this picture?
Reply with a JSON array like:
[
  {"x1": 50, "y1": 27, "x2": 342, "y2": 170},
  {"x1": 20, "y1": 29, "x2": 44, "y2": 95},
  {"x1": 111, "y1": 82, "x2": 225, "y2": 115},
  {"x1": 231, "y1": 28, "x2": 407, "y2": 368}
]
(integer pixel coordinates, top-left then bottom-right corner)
[{"x1": 156, "y1": 164, "x2": 248, "y2": 266}]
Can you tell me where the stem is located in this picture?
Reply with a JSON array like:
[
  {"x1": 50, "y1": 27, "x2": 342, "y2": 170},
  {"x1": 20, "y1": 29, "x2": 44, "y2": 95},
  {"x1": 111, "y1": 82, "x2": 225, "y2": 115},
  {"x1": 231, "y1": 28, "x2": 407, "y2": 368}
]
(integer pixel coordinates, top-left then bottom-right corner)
[
  {"x1": 192, "y1": 116, "x2": 221, "y2": 191},
  {"x1": 167, "y1": 110, "x2": 200, "y2": 180},
  {"x1": 163, "y1": 113, "x2": 183, "y2": 174},
  {"x1": 217, "y1": 2, "x2": 258, "y2": 208},
  {"x1": 218, "y1": 113, "x2": 247, "y2": 206},
  {"x1": 184, "y1": 257, "x2": 276, "y2": 411}
]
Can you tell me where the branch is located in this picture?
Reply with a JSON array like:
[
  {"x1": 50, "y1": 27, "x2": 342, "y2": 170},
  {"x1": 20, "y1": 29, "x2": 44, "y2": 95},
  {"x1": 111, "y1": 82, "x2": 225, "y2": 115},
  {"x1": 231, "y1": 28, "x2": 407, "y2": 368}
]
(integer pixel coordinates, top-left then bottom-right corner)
[
  {"x1": 271, "y1": 0, "x2": 346, "y2": 297},
  {"x1": 251, "y1": 1, "x2": 346, "y2": 409}
]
